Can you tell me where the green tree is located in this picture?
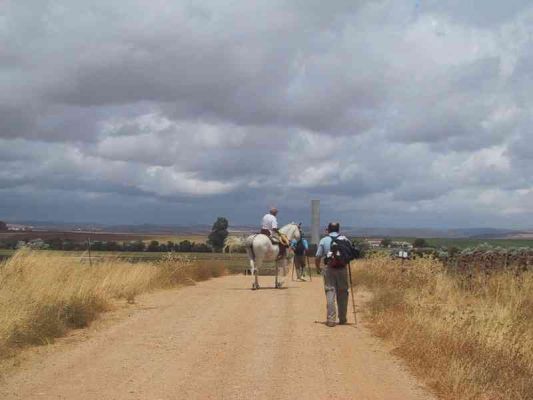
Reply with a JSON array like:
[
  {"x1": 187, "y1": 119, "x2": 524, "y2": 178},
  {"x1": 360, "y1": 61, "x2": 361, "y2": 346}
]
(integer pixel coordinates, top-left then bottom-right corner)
[
  {"x1": 46, "y1": 237, "x2": 63, "y2": 250},
  {"x1": 178, "y1": 240, "x2": 192, "y2": 252},
  {"x1": 413, "y1": 238, "x2": 428, "y2": 248},
  {"x1": 147, "y1": 240, "x2": 160, "y2": 252},
  {"x1": 207, "y1": 217, "x2": 229, "y2": 252},
  {"x1": 380, "y1": 238, "x2": 392, "y2": 247},
  {"x1": 192, "y1": 243, "x2": 211, "y2": 252},
  {"x1": 126, "y1": 240, "x2": 145, "y2": 252}
]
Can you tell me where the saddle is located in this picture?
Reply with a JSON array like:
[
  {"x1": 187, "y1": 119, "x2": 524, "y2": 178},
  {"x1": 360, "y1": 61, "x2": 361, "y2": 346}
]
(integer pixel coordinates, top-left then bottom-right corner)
[{"x1": 260, "y1": 229, "x2": 290, "y2": 247}]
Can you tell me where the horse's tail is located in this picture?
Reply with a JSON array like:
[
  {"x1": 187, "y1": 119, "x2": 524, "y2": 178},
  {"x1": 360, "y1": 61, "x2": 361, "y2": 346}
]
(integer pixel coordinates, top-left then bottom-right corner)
[{"x1": 246, "y1": 234, "x2": 258, "y2": 260}]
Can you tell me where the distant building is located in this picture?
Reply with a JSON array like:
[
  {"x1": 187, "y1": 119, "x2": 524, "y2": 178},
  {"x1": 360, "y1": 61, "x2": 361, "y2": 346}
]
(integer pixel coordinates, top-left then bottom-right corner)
[{"x1": 7, "y1": 224, "x2": 34, "y2": 231}]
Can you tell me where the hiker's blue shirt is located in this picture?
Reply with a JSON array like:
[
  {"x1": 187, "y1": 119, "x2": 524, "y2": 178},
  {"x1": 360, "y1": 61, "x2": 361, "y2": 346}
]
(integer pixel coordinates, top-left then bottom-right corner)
[
  {"x1": 290, "y1": 238, "x2": 309, "y2": 250},
  {"x1": 315, "y1": 232, "x2": 340, "y2": 257}
]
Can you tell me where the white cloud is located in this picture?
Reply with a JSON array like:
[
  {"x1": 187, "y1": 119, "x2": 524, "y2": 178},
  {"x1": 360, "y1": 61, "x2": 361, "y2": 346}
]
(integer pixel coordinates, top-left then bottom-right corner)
[{"x1": 2, "y1": 1, "x2": 533, "y2": 227}]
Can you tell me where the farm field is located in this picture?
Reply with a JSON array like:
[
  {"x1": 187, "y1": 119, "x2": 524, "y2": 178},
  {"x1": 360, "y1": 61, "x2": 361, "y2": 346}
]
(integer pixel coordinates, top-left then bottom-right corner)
[
  {"x1": 0, "y1": 230, "x2": 207, "y2": 244},
  {"x1": 0, "y1": 249, "x2": 250, "y2": 274}
]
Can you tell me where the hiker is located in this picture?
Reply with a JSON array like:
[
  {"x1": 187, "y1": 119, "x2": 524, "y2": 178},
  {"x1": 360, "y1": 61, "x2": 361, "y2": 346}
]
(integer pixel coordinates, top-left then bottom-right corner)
[
  {"x1": 291, "y1": 231, "x2": 309, "y2": 280},
  {"x1": 261, "y1": 207, "x2": 287, "y2": 258},
  {"x1": 315, "y1": 222, "x2": 351, "y2": 327}
]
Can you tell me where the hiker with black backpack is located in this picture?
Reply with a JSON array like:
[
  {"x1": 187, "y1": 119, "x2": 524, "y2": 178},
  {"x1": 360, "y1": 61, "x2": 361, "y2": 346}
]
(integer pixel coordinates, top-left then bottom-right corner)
[
  {"x1": 315, "y1": 222, "x2": 359, "y2": 327},
  {"x1": 291, "y1": 232, "x2": 309, "y2": 280}
]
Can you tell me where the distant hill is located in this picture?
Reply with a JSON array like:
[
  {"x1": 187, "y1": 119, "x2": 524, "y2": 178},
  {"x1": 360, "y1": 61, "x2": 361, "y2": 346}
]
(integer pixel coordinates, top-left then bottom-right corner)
[
  {"x1": 4, "y1": 220, "x2": 531, "y2": 239},
  {"x1": 342, "y1": 227, "x2": 524, "y2": 239}
]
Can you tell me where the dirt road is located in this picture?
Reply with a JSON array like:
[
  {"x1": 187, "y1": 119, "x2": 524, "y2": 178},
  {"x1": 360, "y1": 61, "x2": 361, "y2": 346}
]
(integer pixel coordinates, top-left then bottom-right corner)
[{"x1": 0, "y1": 275, "x2": 434, "y2": 400}]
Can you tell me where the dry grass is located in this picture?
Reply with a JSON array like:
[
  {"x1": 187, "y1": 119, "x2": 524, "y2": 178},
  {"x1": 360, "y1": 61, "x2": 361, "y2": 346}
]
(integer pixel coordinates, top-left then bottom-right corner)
[
  {"x1": 352, "y1": 255, "x2": 533, "y2": 400},
  {"x1": 0, "y1": 250, "x2": 225, "y2": 359}
]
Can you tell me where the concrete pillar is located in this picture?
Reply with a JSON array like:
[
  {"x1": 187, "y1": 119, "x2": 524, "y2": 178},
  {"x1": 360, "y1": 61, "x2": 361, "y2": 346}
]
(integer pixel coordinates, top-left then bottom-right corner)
[{"x1": 311, "y1": 199, "x2": 320, "y2": 245}]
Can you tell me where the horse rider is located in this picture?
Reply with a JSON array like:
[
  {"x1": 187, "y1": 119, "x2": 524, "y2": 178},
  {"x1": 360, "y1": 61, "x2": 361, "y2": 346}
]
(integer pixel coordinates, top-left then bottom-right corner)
[
  {"x1": 261, "y1": 207, "x2": 287, "y2": 258},
  {"x1": 315, "y1": 222, "x2": 349, "y2": 327},
  {"x1": 291, "y1": 230, "x2": 309, "y2": 280}
]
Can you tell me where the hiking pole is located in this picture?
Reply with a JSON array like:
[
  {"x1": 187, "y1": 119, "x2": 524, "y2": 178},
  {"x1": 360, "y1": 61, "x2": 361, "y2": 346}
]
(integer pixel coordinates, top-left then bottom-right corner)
[
  {"x1": 347, "y1": 262, "x2": 357, "y2": 325},
  {"x1": 291, "y1": 256, "x2": 296, "y2": 281}
]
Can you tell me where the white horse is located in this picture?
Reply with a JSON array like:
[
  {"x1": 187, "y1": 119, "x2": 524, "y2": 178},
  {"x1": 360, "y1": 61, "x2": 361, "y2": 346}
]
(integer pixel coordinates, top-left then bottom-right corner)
[{"x1": 245, "y1": 223, "x2": 301, "y2": 290}]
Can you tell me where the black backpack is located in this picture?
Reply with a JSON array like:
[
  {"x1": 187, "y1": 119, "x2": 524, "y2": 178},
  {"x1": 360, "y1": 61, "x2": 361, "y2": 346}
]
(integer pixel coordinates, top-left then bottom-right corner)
[
  {"x1": 327, "y1": 235, "x2": 360, "y2": 267},
  {"x1": 294, "y1": 239, "x2": 306, "y2": 256}
]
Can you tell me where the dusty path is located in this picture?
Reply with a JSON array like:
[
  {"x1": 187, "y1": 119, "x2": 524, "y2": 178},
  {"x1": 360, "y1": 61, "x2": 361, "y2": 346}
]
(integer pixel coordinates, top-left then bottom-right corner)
[{"x1": 0, "y1": 275, "x2": 434, "y2": 400}]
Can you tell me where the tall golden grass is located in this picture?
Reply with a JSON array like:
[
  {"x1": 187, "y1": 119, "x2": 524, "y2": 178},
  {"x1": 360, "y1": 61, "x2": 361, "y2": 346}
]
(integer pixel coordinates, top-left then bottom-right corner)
[
  {"x1": 352, "y1": 255, "x2": 533, "y2": 400},
  {"x1": 0, "y1": 250, "x2": 225, "y2": 359}
]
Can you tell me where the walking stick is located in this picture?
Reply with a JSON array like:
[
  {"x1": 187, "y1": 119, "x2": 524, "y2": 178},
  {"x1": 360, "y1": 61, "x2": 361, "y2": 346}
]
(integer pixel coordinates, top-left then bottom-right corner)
[
  {"x1": 347, "y1": 262, "x2": 357, "y2": 325},
  {"x1": 291, "y1": 256, "x2": 296, "y2": 281}
]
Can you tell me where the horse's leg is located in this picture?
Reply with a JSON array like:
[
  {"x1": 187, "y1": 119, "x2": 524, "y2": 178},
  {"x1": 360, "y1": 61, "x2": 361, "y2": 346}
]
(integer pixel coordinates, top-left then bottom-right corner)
[
  {"x1": 250, "y1": 258, "x2": 262, "y2": 290},
  {"x1": 277, "y1": 258, "x2": 287, "y2": 288},
  {"x1": 254, "y1": 261, "x2": 262, "y2": 289},
  {"x1": 249, "y1": 257, "x2": 255, "y2": 279},
  {"x1": 247, "y1": 246, "x2": 259, "y2": 290}
]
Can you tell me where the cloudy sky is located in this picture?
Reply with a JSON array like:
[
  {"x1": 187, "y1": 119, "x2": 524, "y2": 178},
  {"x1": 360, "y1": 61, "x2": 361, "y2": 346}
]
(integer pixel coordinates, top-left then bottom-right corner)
[{"x1": 1, "y1": 1, "x2": 533, "y2": 228}]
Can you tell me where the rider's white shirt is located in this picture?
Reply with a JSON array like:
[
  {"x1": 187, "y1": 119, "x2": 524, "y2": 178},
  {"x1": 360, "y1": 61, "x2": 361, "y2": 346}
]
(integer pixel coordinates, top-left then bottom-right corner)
[{"x1": 261, "y1": 214, "x2": 278, "y2": 230}]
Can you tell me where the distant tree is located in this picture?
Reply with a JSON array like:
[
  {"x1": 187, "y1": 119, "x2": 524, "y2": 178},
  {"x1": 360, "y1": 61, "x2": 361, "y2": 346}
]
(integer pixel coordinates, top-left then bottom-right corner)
[
  {"x1": 413, "y1": 238, "x2": 428, "y2": 248},
  {"x1": 3, "y1": 239, "x2": 18, "y2": 249},
  {"x1": 380, "y1": 238, "x2": 392, "y2": 248},
  {"x1": 46, "y1": 237, "x2": 63, "y2": 250},
  {"x1": 207, "y1": 217, "x2": 229, "y2": 252},
  {"x1": 167, "y1": 241, "x2": 175, "y2": 252},
  {"x1": 106, "y1": 241, "x2": 121, "y2": 251},
  {"x1": 192, "y1": 243, "x2": 211, "y2": 253},
  {"x1": 126, "y1": 240, "x2": 145, "y2": 252},
  {"x1": 178, "y1": 240, "x2": 192, "y2": 252},
  {"x1": 91, "y1": 241, "x2": 106, "y2": 251},
  {"x1": 147, "y1": 240, "x2": 160, "y2": 252},
  {"x1": 0, "y1": 221, "x2": 7, "y2": 231},
  {"x1": 448, "y1": 246, "x2": 460, "y2": 258},
  {"x1": 63, "y1": 239, "x2": 77, "y2": 251},
  {"x1": 352, "y1": 239, "x2": 370, "y2": 258}
]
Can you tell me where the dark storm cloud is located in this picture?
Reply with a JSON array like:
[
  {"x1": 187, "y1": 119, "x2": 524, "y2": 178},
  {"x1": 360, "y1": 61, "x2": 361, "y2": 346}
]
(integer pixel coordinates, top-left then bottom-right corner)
[{"x1": 2, "y1": 0, "x2": 533, "y2": 227}]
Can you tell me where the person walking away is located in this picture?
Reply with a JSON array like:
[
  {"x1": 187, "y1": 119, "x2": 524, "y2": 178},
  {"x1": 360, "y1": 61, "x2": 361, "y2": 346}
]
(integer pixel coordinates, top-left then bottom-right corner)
[
  {"x1": 315, "y1": 222, "x2": 349, "y2": 327},
  {"x1": 260, "y1": 207, "x2": 287, "y2": 258},
  {"x1": 291, "y1": 233, "x2": 308, "y2": 280}
]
